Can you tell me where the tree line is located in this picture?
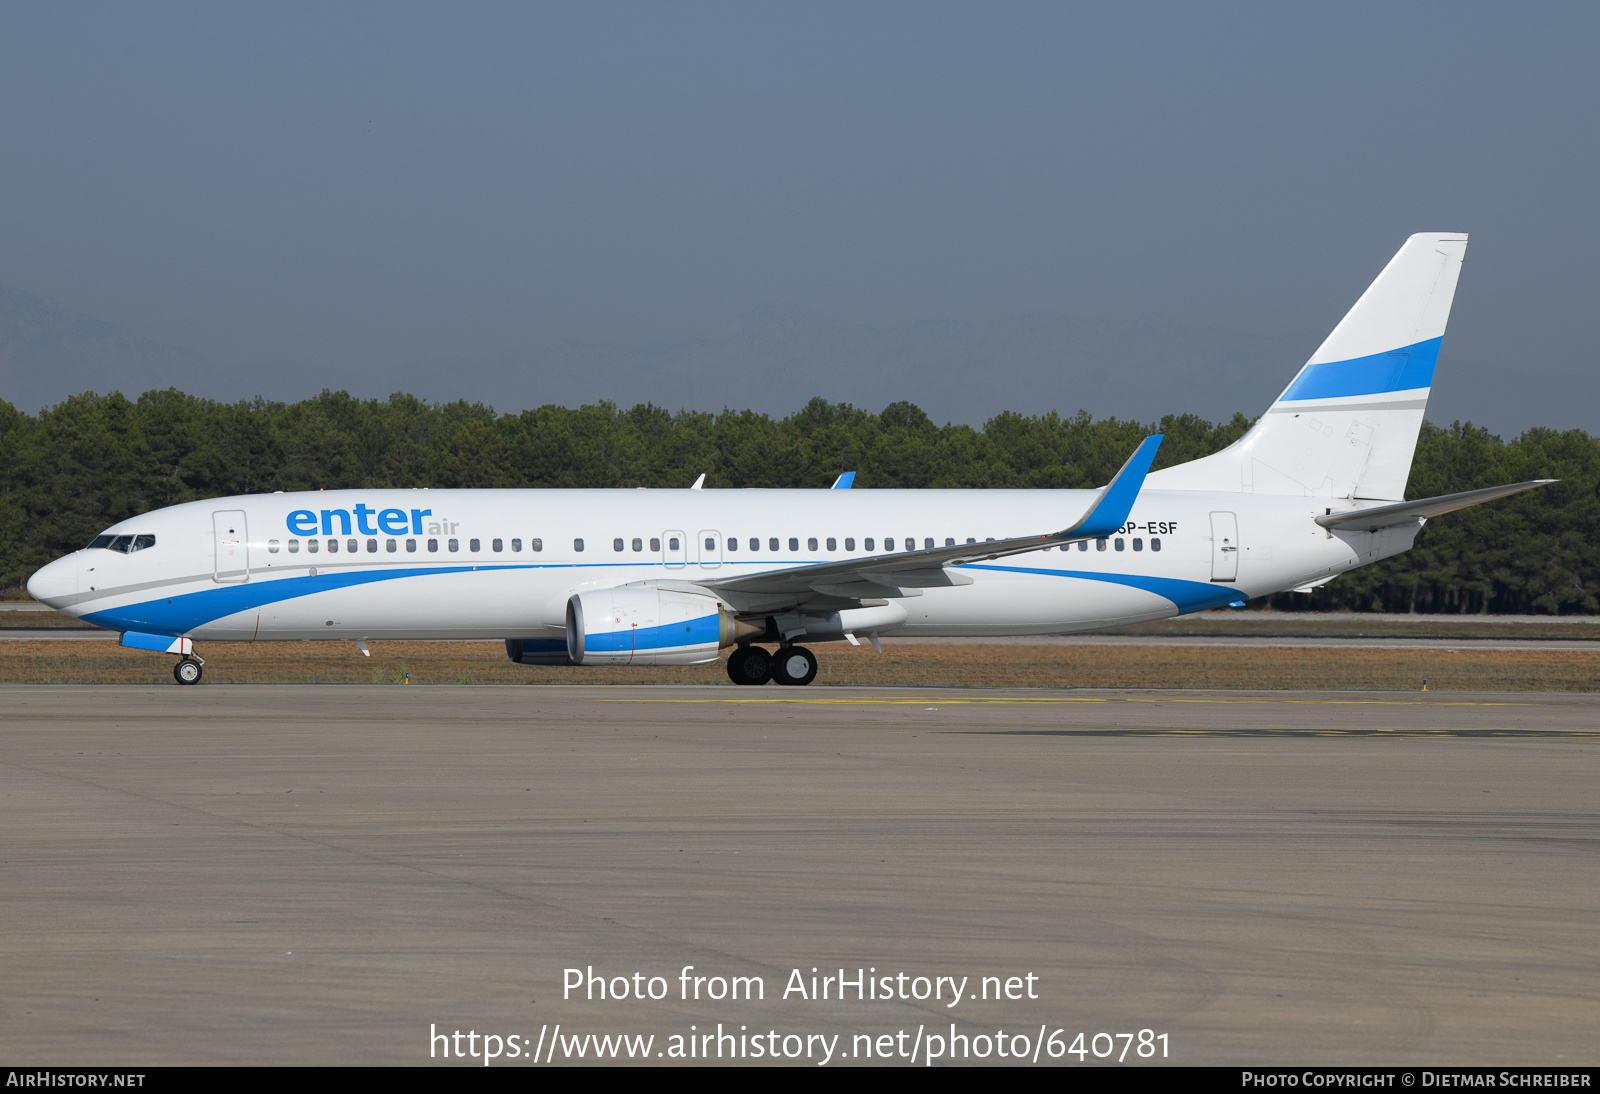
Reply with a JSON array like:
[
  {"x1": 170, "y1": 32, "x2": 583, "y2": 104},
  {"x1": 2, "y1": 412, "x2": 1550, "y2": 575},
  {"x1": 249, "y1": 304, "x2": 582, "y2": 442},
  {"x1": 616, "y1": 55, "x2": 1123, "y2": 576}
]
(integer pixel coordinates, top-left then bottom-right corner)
[{"x1": 1, "y1": 388, "x2": 1594, "y2": 614}]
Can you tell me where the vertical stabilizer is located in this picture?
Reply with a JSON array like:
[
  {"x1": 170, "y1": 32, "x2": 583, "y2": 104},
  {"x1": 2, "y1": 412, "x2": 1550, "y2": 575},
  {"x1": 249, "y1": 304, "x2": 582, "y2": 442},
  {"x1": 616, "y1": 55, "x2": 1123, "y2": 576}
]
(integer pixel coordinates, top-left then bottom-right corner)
[{"x1": 1148, "y1": 233, "x2": 1468, "y2": 500}]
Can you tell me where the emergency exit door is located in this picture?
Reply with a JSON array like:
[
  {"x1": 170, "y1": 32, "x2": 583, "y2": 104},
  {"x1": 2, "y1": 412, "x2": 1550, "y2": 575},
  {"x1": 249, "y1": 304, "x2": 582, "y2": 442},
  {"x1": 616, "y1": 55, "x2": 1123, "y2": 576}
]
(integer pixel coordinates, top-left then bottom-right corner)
[{"x1": 663, "y1": 529, "x2": 687, "y2": 569}]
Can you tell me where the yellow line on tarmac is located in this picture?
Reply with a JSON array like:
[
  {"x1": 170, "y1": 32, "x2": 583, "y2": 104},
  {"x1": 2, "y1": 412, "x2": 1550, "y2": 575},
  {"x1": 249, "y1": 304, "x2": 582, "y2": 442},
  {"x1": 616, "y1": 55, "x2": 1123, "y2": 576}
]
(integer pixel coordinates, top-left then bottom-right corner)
[{"x1": 604, "y1": 695, "x2": 1517, "y2": 708}]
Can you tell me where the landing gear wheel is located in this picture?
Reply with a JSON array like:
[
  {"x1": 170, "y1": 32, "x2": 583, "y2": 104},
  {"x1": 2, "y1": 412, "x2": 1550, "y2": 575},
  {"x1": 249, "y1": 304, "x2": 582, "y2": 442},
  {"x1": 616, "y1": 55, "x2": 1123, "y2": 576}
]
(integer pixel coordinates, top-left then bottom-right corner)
[
  {"x1": 174, "y1": 658, "x2": 203, "y2": 685},
  {"x1": 727, "y1": 646, "x2": 773, "y2": 686},
  {"x1": 771, "y1": 645, "x2": 818, "y2": 686}
]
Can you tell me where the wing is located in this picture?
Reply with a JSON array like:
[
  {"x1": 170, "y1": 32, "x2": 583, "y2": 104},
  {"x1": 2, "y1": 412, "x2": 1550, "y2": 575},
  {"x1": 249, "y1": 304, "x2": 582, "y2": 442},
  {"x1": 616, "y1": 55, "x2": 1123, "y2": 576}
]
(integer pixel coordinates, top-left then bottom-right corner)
[{"x1": 675, "y1": 434, "x2": 1162, "y2": 610}]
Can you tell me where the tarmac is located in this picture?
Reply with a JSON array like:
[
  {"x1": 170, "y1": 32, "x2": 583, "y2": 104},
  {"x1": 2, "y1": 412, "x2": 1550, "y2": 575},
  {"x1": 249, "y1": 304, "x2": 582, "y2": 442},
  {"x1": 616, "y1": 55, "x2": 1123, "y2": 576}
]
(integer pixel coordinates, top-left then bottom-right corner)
[
  {"x1": 0, "y1": 685, "x2": 1595, "y2": 1066},
  {"x1": 5, "y1": 629, "x2": 1600, "y2": 650}
]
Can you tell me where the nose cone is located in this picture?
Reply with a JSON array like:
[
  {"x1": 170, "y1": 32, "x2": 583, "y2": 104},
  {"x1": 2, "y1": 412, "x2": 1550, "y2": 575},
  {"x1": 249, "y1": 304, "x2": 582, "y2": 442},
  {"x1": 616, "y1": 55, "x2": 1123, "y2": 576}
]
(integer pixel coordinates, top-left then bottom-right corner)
[{"x1": 26, "y1": 554, "x2": 78, "y2": 609}]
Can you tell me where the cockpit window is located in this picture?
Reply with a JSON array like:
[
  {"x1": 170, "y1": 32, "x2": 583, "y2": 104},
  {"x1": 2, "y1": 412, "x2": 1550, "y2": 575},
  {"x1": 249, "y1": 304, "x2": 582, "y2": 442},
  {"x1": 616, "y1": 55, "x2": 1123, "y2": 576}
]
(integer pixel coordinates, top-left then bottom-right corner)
[{"x1": 88, "y1": 534, "x2": 156, "y2": 553}]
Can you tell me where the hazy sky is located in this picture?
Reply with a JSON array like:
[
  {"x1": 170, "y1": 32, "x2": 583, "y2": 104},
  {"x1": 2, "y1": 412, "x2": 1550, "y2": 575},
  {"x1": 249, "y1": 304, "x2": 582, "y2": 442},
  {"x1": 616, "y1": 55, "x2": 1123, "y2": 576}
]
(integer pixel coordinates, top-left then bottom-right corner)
[{"x1": 1, "y1": 3, "x2": 1596, "y2": 427}]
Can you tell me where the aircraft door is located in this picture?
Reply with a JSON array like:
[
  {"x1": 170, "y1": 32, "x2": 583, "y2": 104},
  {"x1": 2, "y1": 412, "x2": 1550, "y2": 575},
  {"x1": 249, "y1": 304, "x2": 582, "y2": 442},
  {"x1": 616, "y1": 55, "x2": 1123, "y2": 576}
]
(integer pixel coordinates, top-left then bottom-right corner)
[
  {"x1": 213, "y1": 510, "x2": 249, "y2": 584},
  {"x1": 664, "y1": 530, "x2": 687, "y2": 569},
  {"x1": 698, "y1": 530, "x2": 722, "y2": 568},
  {"x1": 1210, "y1": 511, "x2": 1239, "y2": 582}
]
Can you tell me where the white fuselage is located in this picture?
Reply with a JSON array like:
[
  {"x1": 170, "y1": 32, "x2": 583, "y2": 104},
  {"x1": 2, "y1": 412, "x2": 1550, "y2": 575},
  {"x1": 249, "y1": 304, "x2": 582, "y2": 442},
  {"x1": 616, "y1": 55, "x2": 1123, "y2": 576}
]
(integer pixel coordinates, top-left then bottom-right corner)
[{"x1": 27, "y1": 487, "x2": 1417, "y2": 644}]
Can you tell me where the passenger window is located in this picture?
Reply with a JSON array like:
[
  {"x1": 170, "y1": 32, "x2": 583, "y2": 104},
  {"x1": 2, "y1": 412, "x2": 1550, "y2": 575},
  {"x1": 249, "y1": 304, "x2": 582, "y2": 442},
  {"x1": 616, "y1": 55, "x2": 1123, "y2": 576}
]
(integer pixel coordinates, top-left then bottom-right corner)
[
  {"x1": 427, "y1": 539, "x2": 439, "y2": 552},
  {"x1": 1133, "y1": 538, "x2": 1143, "y2": 552},
  {"x1": 574, "y1": 538, "x2": 584, "y2": 552},
  {"x1": 632, "y1": 538, "x2": 643, "y2": 552},
  {"x1": 769, "y1": 538, "x2": 779, "y2": 551},
  {"x1": 925, "y1": 538, "x2": 935, "y2": 549},
  {"x1": 511, "y1": 538, "x2": 522, "y2": 552},
  {"x1": 613, "y1": 538, "x2": 624, "y2": 552},
  {"x1": 906, "y1": 538, "x2": 917, "y2": 551},
  {"x1": 864, "y1": 538, "x2": 875, "y2": 551},
  {"x1": 307, "y1": 539, "x2": 320, "y2": 554},
  {"x1": 945, "y1": 538, "x2": 954, "y2": 547},
  {"x1": 367, "y1": 539, "x2": 378, "y2": 553},
  {"x1": 493, "y1": 538, "x2": 503, "y2": 552},
  {"x1": 347, "y1": 539, "x2": 358, "y2": 553},
  {"x1": 826, "y1": 538, "x2": 836, "y2": 551},
  {"x1": 1096, "y1": 538, "x2": 1107, "y2": 552},
  {"x1": 1115, "y1": 538, "x2": 1125, "y2": 552},
  {"x1": 328, "y1": 539, "x2": 339, "y2": 553},
  {"x1": 470, "y1": 538, "x2": 480, "y2": 552},
  {"x1": 844, "y1": 538, "x2": 855, "y2": 551},
  {"x1": 447, "y1": 538, "x2": 460, "y2": 552},
  {"x1": 1078, "y1": 540, "x2": 1088, "y2": 552},
  {"x1": 705, "y1": 537, "x2": 715, "y2": 551},
  {"x1": 287, "y1": 539, "x2": 300, "y2": 554},
  {"x1": 884, "y1": 538, "x2": 895, "y2": 550},
  {"x1": 649, "y1": 538, "x2": 659, "y2": 552},
  {"x1": 807, "y1": 537, "x2": 818, "y2": 551},
  {"x1": 726, "y1": 538, "x2": 737, "y2": 552},
  {"x1": 406, "y1": 539, "x2": 417, "y2": 553},
  {"x1": 268, "y1": 539, "x2": 280, "y2": 554},
  {"x1": 967, "y1": 538, "x2": 976, "y2": 544},
  {"x1": 532, "y1": 538, "x2": 543, "y2": 552},
  {"x1": 789, "y1": 538, "x2": 799, "y2": 552},
  {"x1": 1151, "y1": 538, "x2": 1162, "y2": 552},
  {"x1": 749, "y1": 538, "x2": 759, "y2": 551},
  {"x1": 668, "y1": 537, "x2": 679, "y2": 551},
  {"x1": 386, "y1": 539, "x2": 397, "y2": 552}
]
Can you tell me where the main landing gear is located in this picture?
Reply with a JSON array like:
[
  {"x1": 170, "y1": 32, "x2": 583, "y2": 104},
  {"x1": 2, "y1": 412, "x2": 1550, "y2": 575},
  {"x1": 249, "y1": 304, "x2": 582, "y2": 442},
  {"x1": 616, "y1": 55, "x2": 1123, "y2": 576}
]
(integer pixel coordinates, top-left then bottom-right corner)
[
  {"x1": 726, "y1": 645, "x2": 818, "y2": 686},
  {"x1": 173, "y1": 657, "x2": 203, "y2": 685}
]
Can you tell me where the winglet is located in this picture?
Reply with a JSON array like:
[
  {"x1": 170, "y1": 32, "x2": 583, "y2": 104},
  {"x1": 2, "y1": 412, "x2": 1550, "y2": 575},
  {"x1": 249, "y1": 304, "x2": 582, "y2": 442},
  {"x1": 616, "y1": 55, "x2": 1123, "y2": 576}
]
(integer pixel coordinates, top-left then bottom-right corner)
[
  {"x1": 831, "y1": 472, "x2": 856, "y2": 489},
  {"x1": 690, "y1": 473, "x2": 706, "y2": 490},
  {"x1": 1060, "y1": 434, "x2": 1163, "y2": 540}
]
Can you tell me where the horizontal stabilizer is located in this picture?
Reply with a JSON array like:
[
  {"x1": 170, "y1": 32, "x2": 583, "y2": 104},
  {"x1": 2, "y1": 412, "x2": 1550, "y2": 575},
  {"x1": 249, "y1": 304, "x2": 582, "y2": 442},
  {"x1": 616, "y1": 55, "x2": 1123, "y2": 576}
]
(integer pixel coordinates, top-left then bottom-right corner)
[{"x1": 1315, "y1": 480, "x2": 1555, "y2": 533}]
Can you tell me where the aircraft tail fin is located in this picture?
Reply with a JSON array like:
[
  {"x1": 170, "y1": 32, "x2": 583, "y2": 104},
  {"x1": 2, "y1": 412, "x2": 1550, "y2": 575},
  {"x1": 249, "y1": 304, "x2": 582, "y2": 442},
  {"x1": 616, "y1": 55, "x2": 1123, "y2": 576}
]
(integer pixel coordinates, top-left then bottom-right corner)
[{"x1": 1149, "y1": 233, "x2": 1469, "y2": 500}]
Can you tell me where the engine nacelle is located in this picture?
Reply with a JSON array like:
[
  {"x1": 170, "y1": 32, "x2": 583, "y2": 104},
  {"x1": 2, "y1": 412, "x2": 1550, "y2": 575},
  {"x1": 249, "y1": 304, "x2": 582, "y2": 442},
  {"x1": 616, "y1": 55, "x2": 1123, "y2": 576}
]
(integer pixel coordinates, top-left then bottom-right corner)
[
  {"x1": 566, "y1": 587, "x2": 745, "y2": 666},
  {"x1": 505, "y1": 637, "x2": 575, "y2": 666}
]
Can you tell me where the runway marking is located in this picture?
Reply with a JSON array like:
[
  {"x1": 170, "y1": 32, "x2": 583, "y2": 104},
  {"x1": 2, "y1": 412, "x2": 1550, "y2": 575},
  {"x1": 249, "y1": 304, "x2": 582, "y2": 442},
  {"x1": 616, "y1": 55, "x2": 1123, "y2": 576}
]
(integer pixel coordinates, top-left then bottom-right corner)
[
  {"x1": 975, "y1": 728, "x2": 1600, "y2": 739},
  {"x1": 605, "y1": 695, "x2": 1521, "y2": 708}
]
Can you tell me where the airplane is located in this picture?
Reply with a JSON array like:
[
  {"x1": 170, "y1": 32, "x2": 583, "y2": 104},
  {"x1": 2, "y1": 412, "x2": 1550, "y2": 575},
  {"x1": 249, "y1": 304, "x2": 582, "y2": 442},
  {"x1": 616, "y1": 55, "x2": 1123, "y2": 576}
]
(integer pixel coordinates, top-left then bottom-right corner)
[{"x1": 26, "y1": 232, "x2": 1553, "y2": 686}]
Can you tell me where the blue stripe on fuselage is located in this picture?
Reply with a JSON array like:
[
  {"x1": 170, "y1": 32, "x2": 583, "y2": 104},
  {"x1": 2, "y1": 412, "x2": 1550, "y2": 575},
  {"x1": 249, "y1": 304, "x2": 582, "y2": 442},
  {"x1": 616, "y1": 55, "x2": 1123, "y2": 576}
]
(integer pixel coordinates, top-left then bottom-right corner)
[
  {"x1": 85, "y1": 560, "x2": 1240, "y2": 637},
  {"x1": 966, "y1": 564, "x2": 1239, "y2": 614},
  {"x1": 82, "y1": 565, "x2": 511, "y2": 635}
]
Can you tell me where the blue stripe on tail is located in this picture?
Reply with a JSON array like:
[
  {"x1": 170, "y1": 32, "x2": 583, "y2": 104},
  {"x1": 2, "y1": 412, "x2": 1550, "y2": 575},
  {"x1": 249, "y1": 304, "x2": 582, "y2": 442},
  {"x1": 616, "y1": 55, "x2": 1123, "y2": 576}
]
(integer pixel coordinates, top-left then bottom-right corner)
[{"x1": 1279, "y1": 336, "x2": 1441, "y2": 402}]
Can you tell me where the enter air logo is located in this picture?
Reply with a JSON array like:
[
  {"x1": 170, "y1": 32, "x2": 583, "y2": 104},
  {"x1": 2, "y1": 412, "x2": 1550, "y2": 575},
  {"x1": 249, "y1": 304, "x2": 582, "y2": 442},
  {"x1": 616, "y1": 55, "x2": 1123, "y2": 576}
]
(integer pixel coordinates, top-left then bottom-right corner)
[{"x1": 287, "y1": 505, "x2": 434, "y2": 537}]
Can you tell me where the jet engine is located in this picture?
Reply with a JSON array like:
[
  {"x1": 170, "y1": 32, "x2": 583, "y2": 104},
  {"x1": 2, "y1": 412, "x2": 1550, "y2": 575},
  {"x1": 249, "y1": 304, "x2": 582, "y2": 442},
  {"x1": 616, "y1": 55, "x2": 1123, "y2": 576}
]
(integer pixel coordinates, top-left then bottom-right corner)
[{"x1": 566, "y1": 587, "x2": 756, "y2": 666}]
